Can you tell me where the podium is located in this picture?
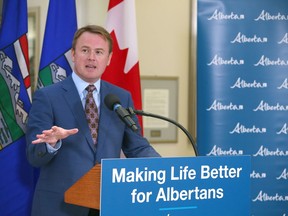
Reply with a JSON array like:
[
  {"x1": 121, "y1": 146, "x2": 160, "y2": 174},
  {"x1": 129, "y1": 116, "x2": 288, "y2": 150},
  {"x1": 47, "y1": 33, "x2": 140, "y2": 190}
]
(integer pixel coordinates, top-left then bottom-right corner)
[
  {"x1": 64, "y1": 164, "x2": 101, "y2": 210},
  {"x1": 65, "y1": 156, "x2": 251, "y2": 215}
]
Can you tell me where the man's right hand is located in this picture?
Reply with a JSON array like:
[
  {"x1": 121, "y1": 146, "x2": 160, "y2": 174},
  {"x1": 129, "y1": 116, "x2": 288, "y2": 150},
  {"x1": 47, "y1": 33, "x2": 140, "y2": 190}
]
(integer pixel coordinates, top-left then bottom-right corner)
[{"x1": 32, "y1": 126, "x2": 79, "y2": 147}]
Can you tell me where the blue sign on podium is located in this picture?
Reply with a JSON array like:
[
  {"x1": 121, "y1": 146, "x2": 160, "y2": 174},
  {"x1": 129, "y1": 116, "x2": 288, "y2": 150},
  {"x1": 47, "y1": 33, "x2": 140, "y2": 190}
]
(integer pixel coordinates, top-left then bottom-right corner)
[{"x1": 100, "y1": 156, "x2": 251, "y2": 216}]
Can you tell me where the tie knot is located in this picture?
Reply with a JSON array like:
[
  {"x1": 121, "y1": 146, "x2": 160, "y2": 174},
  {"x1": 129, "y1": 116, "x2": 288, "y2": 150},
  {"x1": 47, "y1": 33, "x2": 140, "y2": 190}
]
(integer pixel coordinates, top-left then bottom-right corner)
[{"x1": 86, "y1": 84, "x2": 96, "y2": 93}]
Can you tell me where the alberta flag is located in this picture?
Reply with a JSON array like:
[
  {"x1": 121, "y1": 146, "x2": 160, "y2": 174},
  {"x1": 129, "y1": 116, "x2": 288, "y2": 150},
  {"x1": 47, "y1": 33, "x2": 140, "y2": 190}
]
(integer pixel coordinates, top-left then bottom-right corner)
[
  {"x1": 38, "y1": 0, "x2": 77, "y2": 88},
  {"x1": 0, "y1": 0, "x2": 35, "y2": 215},
  {"x1": 103, "y1": 0, "x2": 143, "y2": 126}
]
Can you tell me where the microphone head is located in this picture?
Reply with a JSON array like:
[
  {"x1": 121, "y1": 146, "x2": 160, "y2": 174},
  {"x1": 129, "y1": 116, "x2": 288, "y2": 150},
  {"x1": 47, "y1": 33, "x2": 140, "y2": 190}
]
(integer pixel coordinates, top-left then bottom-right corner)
[{"x1": 104, "y1": 94, "x2": 121, "y2": 110}]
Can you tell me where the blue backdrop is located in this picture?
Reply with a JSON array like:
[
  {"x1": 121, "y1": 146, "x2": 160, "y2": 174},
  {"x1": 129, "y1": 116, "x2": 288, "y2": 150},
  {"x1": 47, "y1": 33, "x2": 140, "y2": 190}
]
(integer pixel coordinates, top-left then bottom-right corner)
[{"x1": 197, "y1": 0, "x2": 288, "y2": 215}]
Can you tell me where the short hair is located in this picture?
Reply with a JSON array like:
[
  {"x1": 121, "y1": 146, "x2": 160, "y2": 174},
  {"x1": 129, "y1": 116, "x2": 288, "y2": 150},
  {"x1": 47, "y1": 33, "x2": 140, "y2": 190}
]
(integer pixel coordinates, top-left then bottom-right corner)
[{"x1": 72, "y1": 25, "x2": 113, "y2": 53}]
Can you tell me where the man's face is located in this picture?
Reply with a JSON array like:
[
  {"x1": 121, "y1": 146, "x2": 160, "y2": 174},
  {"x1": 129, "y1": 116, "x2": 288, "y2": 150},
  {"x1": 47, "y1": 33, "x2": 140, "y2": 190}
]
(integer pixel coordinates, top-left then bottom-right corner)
[{"x1": 71, "y1": 31, "x2": 112, "y2": 83}]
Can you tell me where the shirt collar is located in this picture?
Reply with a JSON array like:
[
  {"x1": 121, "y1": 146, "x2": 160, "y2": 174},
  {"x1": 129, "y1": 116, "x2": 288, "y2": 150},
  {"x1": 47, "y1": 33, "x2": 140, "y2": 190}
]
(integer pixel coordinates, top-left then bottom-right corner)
[{"x1": 72, "y1": 72, "x2": 101, "y2": 97}]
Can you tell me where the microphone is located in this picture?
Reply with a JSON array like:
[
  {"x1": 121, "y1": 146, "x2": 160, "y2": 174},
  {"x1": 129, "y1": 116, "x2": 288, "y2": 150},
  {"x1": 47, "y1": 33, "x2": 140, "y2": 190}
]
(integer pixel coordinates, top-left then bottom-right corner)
[{"x1": 104, "y1": 94, "x2": 138, "y2": 132}]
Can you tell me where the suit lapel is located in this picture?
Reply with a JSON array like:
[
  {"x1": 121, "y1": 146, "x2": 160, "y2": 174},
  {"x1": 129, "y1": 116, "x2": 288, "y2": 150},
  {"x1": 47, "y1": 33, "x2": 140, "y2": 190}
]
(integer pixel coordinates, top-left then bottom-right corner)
[
  {"x1": 98, "y1": 81, "x2": 114, "y2": 148},
  {"x1": 61, "y1": 77, "x2": 96, "y2": 151}
]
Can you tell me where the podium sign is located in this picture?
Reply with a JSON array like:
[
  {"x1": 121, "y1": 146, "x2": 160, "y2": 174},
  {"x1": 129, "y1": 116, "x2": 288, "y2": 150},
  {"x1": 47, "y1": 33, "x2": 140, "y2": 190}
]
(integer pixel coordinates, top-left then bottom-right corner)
[{"x1": 101, "y1": 156, "x2": 251, "y2": 216}]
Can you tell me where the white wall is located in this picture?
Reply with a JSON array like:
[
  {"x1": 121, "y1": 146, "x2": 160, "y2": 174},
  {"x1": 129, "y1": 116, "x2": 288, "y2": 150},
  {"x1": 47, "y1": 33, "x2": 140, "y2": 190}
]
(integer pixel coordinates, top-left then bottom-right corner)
[{"x1": 28, "y1": 0, "x2": 195, "y2": 157}]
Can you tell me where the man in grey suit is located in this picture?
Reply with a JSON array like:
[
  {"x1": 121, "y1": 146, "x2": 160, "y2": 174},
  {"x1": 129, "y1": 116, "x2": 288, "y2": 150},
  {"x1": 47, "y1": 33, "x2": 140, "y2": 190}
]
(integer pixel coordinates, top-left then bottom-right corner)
[{"x1": 26, "y1": 25, "x2": 160, "y2": 216}]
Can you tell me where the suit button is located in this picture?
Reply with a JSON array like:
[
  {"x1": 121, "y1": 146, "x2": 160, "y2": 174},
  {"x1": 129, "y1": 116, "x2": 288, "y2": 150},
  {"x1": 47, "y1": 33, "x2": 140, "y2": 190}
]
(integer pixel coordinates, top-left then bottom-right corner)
[{"x1": 37, "y1": 151, "x2": 44, "y2": 157}]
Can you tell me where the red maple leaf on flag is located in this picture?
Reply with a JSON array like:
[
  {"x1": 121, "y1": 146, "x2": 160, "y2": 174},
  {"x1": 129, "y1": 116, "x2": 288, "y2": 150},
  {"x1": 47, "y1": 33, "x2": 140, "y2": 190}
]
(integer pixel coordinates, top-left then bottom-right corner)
[
  {"x1": 108, "y1": 0, "x2": 124, "y2": 10},
  {"x1": 102, "y1": 30, "x2": 143, "y2": 127},
  {"x1": 102, "y1": 31, "x2": 142, "y2": 109},
  {"x1": 103, "y1": 0, "x2": 143, "y2": 128}
]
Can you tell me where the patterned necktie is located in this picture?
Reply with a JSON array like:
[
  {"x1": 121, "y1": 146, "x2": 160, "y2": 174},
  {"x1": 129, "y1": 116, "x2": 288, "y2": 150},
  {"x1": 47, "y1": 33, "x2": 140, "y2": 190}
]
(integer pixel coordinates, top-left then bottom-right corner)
[{"x1": 85, "y1": 85, "x2": 99, "y2": 144}]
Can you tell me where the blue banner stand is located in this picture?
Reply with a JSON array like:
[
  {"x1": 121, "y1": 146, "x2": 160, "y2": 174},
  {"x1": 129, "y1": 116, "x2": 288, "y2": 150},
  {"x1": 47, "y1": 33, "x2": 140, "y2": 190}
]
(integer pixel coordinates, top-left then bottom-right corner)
[{"x1": 100, "y1": 156, "x2": 251, "y2": 216}]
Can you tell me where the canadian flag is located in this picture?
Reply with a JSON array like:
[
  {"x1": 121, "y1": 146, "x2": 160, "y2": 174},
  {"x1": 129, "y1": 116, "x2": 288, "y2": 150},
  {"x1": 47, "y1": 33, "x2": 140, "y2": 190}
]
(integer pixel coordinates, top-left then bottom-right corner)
[{"x1": 103, "y1": 0, "x2": 143, "y2": 127}]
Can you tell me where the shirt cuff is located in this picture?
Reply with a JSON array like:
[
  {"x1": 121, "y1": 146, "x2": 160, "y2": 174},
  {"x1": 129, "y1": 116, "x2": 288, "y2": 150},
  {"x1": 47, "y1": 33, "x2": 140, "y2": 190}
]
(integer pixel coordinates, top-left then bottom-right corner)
[{"x1": 46, "y1": 140, "x2": 62, "y2": 154}]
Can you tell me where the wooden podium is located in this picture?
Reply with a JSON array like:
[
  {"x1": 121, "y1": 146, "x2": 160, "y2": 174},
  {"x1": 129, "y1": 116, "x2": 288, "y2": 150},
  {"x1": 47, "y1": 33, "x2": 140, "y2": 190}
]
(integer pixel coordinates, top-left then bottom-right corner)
[{"x1": 64, "y1": 164, "x2": 101, "y2": 210}]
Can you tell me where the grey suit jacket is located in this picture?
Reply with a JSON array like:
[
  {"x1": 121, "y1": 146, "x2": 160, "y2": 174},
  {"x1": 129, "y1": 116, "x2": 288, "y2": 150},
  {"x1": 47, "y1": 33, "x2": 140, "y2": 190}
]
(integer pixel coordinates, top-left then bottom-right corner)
[{"x1": 26, "y1": 76, "x2": 160, "y2": 216}]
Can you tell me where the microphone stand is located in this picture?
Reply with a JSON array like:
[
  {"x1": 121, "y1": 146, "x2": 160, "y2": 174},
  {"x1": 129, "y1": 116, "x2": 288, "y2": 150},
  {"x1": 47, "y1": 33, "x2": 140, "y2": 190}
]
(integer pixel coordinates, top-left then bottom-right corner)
[{"x1": 127, "y1": 108, "x2": 198, "y2": 156}]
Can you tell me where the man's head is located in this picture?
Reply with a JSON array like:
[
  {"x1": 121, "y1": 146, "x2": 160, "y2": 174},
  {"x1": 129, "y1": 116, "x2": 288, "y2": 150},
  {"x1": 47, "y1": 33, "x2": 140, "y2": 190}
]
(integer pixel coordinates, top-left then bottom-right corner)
[
  {"x1": 72, "y1": 25, "x2": 113, "y2": 53},
  {"x1": 71, "y1": 25, "x2": 113, "y2": 83}
]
